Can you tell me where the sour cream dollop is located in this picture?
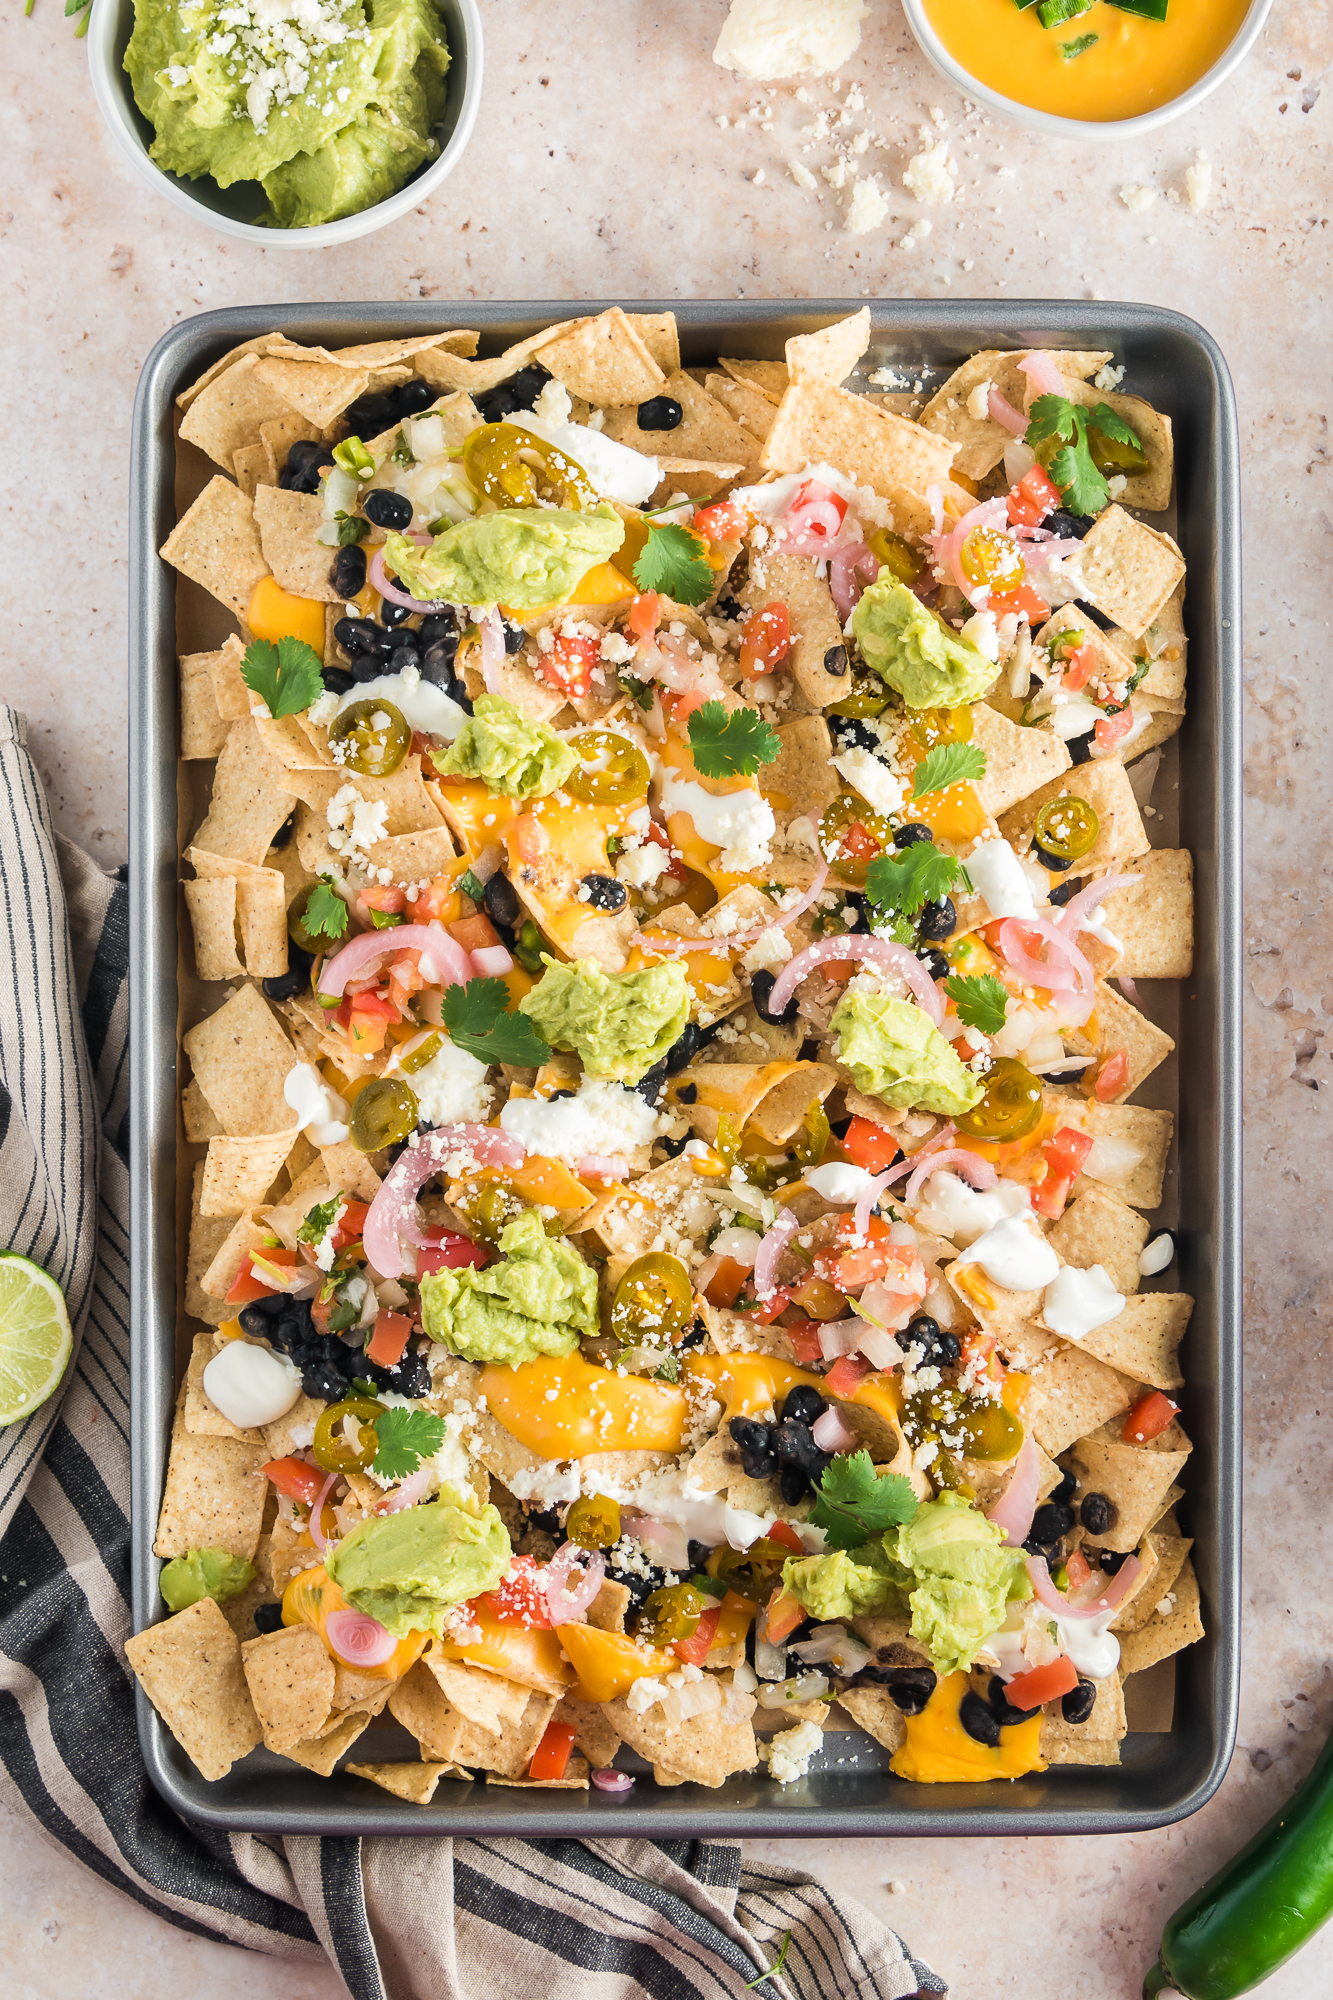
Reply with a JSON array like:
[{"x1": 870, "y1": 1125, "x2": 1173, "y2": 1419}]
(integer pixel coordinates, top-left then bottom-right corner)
[
  {"x1": 957, "y1": 1215, "x2": 1059, "y2": 1292},
  {"x1": 1042, "y1": 1263, "x2": 1125, "y2": 1341},
  {"x1": 966, "y1": 837, "x2": 1037, "y2": 922},
  {"x1": 203, "y1": 1341, "x2": 302, "y2": 1430},
  {"x1": 328, "y1": 663, "x2": 469, "y2": 741},
  {"x1": 284, "y1": 1063, "x2": 350, "y2": 1147},
  {"x1": 917, "y1": 1170, "x2": 1030, "y2": 1249}
]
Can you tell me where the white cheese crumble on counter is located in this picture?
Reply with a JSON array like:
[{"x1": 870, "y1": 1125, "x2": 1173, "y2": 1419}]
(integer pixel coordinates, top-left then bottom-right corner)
[
  {"x1": 845, "y1": 177, "x2": 888, "y2": 236},
  {"x1": 712, "y1": 0, "x2": 870, "y2": 80},
  {"x1": 902, "y1": 133, "x2": 955, "y2": 206}
]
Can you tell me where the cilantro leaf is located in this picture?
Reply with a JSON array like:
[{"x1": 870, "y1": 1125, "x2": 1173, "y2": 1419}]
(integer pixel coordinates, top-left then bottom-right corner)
[
  {"x1": 367, "y1": 908, "x2": 403, "y2": 930},
  {"x1": 911, "y1": 741, "x2": 988, "y2": 799},
  {"x1": 296, "y1": 1195, "x2": 342, "y2": 1247},
  {"x1": 440, "y1": 976, "x2": 550, "y2": 1067},
  {"x1": 1047, "y1": 440, "x2": 1109, "y2": 519},
  {"x1": 1089, "y1": 400, "x2": 1142, "y2": 448},
  {"x1": 687, "y1": 700, "x2": 781, "y2": 779},
  {"x1": 809, "y1": 1451, "x2": 918, "y2": 1552},
  {"x1": 240, "y1": 635, "x2": 325, "y2": 718},
  {"x1": 303, "y1": 877, "x2": 349, "y2": 943},
  {"x1": 633, "y1": 523, "x2": 714, "y2": 606},
  {"x1": 1024, "y1": 393, "x2": 1080, "y2": 448},
  {"x1": 944, "y1": 972, "x2": 1010, "y2": 1036},
  {"x1": 370, "y1": 1407, "x2": 447, "y2": 1481},
  {"x1": 864, "y1": 841, "x2": 969, "y2": 918},
  {"x1": 458, "y1": 868, "x2": 486, "y2": 903},
  {"x1": 1022, "y1": 393, "x2": 1139, "y2": 517}
]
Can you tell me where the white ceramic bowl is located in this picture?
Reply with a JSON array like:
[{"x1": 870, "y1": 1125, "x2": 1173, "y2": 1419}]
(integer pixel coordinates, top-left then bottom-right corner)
[
  {"x1": 899, "y1": 0, "x2": 1272, "y2": 140},
  {"x1": 87, "y1": 0, "x2": 482, "y2": 248}
]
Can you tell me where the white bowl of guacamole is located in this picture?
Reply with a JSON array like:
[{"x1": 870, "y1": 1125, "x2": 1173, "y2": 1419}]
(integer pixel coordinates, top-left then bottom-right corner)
[{"x1": 87, "y1": 0, "x2": 481, "y2": 243}]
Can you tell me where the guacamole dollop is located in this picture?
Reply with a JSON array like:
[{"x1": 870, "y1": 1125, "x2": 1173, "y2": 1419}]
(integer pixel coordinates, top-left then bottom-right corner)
[
  {"x1": 383, "y1": 502, "x2": 625, "y2": 613},
  {"x1": 326, "y1": 1500, "x2": 510, "y2": 1638},
  {"x1": 420, "y1": 1208, "x2": 598, "y2": 1365},
  {"x1": 125, "y1": 0, "x2": 450, "y2": 229},
  {"x1": 831, "y1": 990, "x2": 983, "y2": 1116},
  {"x1": 851, "y1": 575, "x2": 998, "y2": 708},
  {"x1": 518, "y1": 958, "x2": 691, "y2": 1086},
  {"x1": 436, "y1": 695, "x2": 576, "y2": 799},
  {"x1": 782, "y1": 1493, "x2": 1031, "y2": 1678},
  {"x1": 159, "y1": 1547, "x2": 255, "y2": 1614}
]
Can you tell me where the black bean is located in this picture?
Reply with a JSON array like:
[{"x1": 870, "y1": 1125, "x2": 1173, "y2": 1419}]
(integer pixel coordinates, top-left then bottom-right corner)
[
  {"x1": 902, "y1": 1314, "x2": 960, "y2": 1370},
  {"x1": 829, "y1": 716, "x2": 879, "y2": 754},
  {"x1": 419, "y1": 641, "x2": 466, "y2": 698},
  {"x1": 1023, "y1": 1533, "x2": 1061, "y2": 1561},
  {"x1": 357, "y1": 1346, "x2": 431, "y2": 1400},
  {"x1": 1069, "y1": 732, "x2": 1095, "y2": 766},
  {"x1": 823, "y1": 644, "x2": 848, "y2": 676},
  {"x1": 350, "y1": 655, "x2": 387, "y2": 684},
  {"x1": 894, "y1": 822, "x2": 934, "y2": 849},
  {"x1": 716, "y1": 594, "x2": 744, "y2": 621},
  {"x1": 288, "y1": 439, "x2": 330, "y2": 473},
  {"x1": 343, "y1": 393, "x2": 395, "y2": 435},
  {"x1": 476, "y1": 385, "x2": 525, "y2": 424},
  {"x1": 378, "y1": 596, "x2": 414, "y2": 630},
  {"x1": 675, "y1": 1082, "x2": 697, "y2": 1104},
  {"x1": 1050, "y1": 1466, "x2": 1078, "y2": 1507},
  {"x1": 332, "y1": 545, "x2": 368, "y2": 598},
  {"x1": 917, "y1": 946, "x2": 950, "y2": 982},
  {"x1": 252, "y1": 1602, "x2": 285, "y2": 1635},
  {"x1": 580, "y1": 873, "x2": 627, "y2": 911},
  {"x1": 772, "y1": 1421, "x2": 828, "y2": 1478},
  {"x1": 687, "y1": 1539, "x2": 713, "y2": 1572},
  {"x1": 283, "y1": 462, "x2": 325, "y2": 495},
  {"x1": 729, "y1": 1416, "x2": 772, "y2": 1455},
  {"x1": 1080, "y1": 1491, "x2": 1114, "y2": 1536},
  {"x1": 636, "y1": 1060, "x2": 668, "y2": 1105},
  {"x1": 664, "y1": 1023, "x2": 699, "y2": 1074},
  {"x1": 743, "y1": 1448, "x2": 780, "y2": 1482},
  {"x1": 525, "y1": 1503, "x2": 562, "y2": 1536},
  {"x1": 238, "y1": 1294, "x2": 290, "y2": 1334},
  {"x1": 636, "y1": 395, "x2": 684, "y2": 431},
  {"x1": 839, "y1": 890, "x2": 873, "y2": 935},
  {"x1": 779, "y1": 1462, "x2": 810, "y2": 1506},
  {"x1": 321, "y1": 665, "x2": 356, "y2": 696},
  {"x1": 1031, "y1": 1501, "x2": 1075, "y2": 1544},
  {"x1": 988, "y1": 1676, "x2": 1040, "y2": 1727},
  {"x1": 657, "y1": 1132, "x2": 691, "y2": 1159},
  {"x1": 301, "y1": 1356, "x2": 351, "y2": 1402},
  {"x1": 1044, "y1": 508, "x2": 1095, "y2": 541},
  {"x1": 1062, "y1": 1678, "x2": 1098, "y2": 1725},
  {"x1": 503, "y1": 619, "x2": 526, "y2": 654},
  {"x1": 388, "y1": 642, "x2": 423, "y2": 675},
  {"x1": 918, "y1": 897, "x2": 956, "y2": 941},
  {"x1": 1048, "y1": 875, "x2": 1085, "y2": 908},
  {"x1": 1032, "y1": 841, "x2": 1074, "y2": 874},
  {"x1": 749, "y1": 969, "x2": 799, "y2": 1025},
  {"x1": 1098, "y1": 1548, "x2": 1131, "y2": 1576},
  {"x1": 507, "y1": 364, "x2": 552, "y2": 405},
  {"x1": 882, "y1": 1667, "x2": 937, "y2": 1715},
  {"x1": 483, "y1": 872, "x2": 521, "y2": 929},
  {"x1": 335, "y1": 616, "x2": 390, "y2": 658},
  {"x1": 394, "y1": 378, "x2": 436, "y2": 419},
  {"x1": 268, "y1": 811, "x2": 296, "y2": 851},
  {"x1": 418, "y1": 610, "x2": 459, "y2": 646},
  {"x1": 780, "y1": 1385, "x2": 828, "y2": 1427},
  {"x1": 959, "y1": 1690, "x2": 1002, "y2": 1747},
  {"x1": 364, "y1": 489, "x2": 413, "y2": 531},
  {"x1": 262, "y1": 943, "x2": 314, "y2": 1004}
]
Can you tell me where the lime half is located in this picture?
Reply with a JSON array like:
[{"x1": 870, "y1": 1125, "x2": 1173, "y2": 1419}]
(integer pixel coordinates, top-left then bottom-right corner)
[{"x1": 0, "y1": 1251, "x2": 74, "y2": 1425}]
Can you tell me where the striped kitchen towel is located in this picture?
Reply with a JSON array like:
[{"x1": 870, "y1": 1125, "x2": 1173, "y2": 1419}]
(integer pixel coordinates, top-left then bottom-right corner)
[{"x1": 0, "y1": 707, "x2": 945, "y2": 2000}]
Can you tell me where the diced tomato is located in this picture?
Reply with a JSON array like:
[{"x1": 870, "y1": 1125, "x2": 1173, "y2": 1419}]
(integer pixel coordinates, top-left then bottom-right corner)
[
  {"x1": 366, "y1": 1309, "x2": 412, "y2": 1369},
  {"x1": 413, "y1": 872, "x2": 462, "y2": 922},
  {"x1": 959, "y1": 1326, "x2": 1004, "y2": 1390},
  {"x1": 536, "y1": 630, "x2": 599, "y2": 699},
  {"x1": 1058, "y1": 643, "x2": 1097, "y2": 694},
  {"x1": 671, "y1": 1605, "x2": 722, "y2": 1667},
  {"x1": 785, "y1": 1319, "x2": 826, "y2": 1367},
  {"x1": 225, "y1": 1245, "x2": 296, "y2": 1304},
  {"x1": 480, "y1": 1554, "x2": 552, "y2": 1629},
  {"x1": 1047, "y1": 1127, "x2": 1095, "y2": 1179},
  {"x1": 765, "y1": 1520, "x2": 805, "y2": 1556},
  {"x1": 1094, "y1": 1049, "x2": 1130, "y2": 1102},
  {"x1": 1006, "y1": 465, "x2": 1061, "y2": 528},
  {"x1": 346, "y1": 989, "x2": 401, "y2": 1055},
  {"x1": 1123, "y1": 1391, "x2": 1179, "y2": 1444},
  {"x1": 331, "y1": 1199, "x2": 370, "y2": 1252},
  {"x1": 739, "y1": 603, "x2": 791, "y2": 679},
  {"x1": 1065, "y1": 1549, "x2": 1093, "y2": 1590},
  {"x1": 527, "y1": 1719, "x2": 577, "y2": 1782},
  {"x1": 823, "y1": 1236, "x2": 918, "y2": 1293},
  {"x1": 409, "y1": 729, "x2": 442, "y2": 776},
  {"x1": 837, "y1": 818, "x2": 883, "y2": 865},
  {"x1": 1031, "y1": 1168, "x2": 1075, "y2": 1222},
  {"x1": 415, "y1": 1231, "x2": 491, "y2": 1274},
  {"x1": 840, "y1": 1114, "x2": 902, "y2": 1175},
  {"x1": 662, "y1": 686, "x2": 708, "y2": 729},
  {"x1": 736, "y1": 1284, "x2": 793, "y2": 1325},
  {"x1": 1004, "y1": 1655, "x2": 1079, "y2": 1711},
  {"x1": 823, "y1": 1353, "x2": 873, "y2": 1398},
  {"x1": 987, "y1": 582, "x2": 1051, "y2": 624},
  {"x1": 764, "y1": 1588, "x2": 806, "y2": 1645},
  {"x1": 703, "y1": 1256, "x2": 749, "y2": 1309},
  {"x1": 361, "y1": 883, "x2": 407, "y2": 915},
  {"x1": 1095, "y1": 705, "x2": 1135, "y2": 752},
  {"x1": 693, "y1": 499, "x2": 747, "y2": 543},
  {"x1": 513, "y1": 814, "x2": 550, "y2": 863},
  {"x1": 262, "y1": 1457, "x2": 325, "y2": 1506},
  {"x1": 627, "y1": 591, "x2": 661, "y2": 642},
  {"x1": 449, "y1": 912, "x2": 502, "y2": 955}
]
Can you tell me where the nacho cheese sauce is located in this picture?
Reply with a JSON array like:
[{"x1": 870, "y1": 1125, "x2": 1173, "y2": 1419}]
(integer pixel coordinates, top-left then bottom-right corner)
[
  {"x1": 921, "y1": 0, "x2": 1251, "y2": 122},
  {"x1": 140, "y1": 309, "x2": 1203, "y2": 1805}
]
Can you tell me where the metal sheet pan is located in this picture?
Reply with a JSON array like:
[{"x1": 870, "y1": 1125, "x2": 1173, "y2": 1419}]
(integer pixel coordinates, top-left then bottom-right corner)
[{"x1": 129, "y1": 300, "x2": 1241, "y2": 1837}]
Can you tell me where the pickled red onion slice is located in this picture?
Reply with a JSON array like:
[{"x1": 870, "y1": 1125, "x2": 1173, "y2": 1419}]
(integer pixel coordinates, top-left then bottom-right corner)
[
  {"x1": 900, "y1": 1148, "x2": 999, "y2": 1208},
  {"x1": 987, "y1": 1433, "x2": 1041, "y2": 1548},
  {"x1": 368, "y1": 545, "x2": 450, "y2": 615},
  {"x1": 478, "y1": 610, "x2": 505, "y2": 694},
  {"x1": 324, "y1": 1608, "x2": 398, "y2": 1666},
  {"x1": 988, "y1": 386, "x2": 1029, "y2": 437},
  {"x1": 829, "y1": 542, "x2": 878, "y2": 621},
  {"x1": 363, "y1": 1126, "x2": 526, "y2": 1279},
  {"x1": 1017, "y1": 351, "x2": 1067, "y2": 400},
  {"x1": 753, "y1": 1208, "x2": 800, "y2": 1300},
  {"x1": 1026, "y1": 1551, "x2": 1143, "y2": 1618},
  {"x1": 318, "y1": 923, "x2": 472, "y2": 998},
  {"x1": 766, "y1": 935, "x2": 945, "y2": 1028},
  {"x1": 545, "y1": 1540, "x2": 606, "y2": 1624},
  {"x1": 308, "y1": 1469, "x2": 340, "y2": 1555}
]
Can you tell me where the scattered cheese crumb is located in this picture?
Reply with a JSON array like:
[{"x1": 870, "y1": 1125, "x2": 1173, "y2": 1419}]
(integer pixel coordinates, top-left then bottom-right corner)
[
  {"x1": 711, "y1": 0, "x2": 871, "y2": 81},
  {"x1": 844, "y1": 176, "x2": 888, "y2": 235},
  {"x1": 1185, "y1": 152, "x2": 1212, "y2": 211},
  {"x1": 903, "y1": 135, "x2": 955, "y2": 206},
  {"x1": 752, "y1": 167, "x2": 766, "y2": 185},
  {"x1": 898, "y1": 218, "x2": 932, "y2": 251},
  {"x1": 789, "y1": 158, "x2": 819, "y2": 190},
  {"x1": 1118, "y1": 185, "x2": 1157, "y2": 213},
  {"x1": 760, "y1": 1718, "x2": 824, "y2": 1784},
  {"x1": 822, "y1": 157, "x2": 849, "y2": 190}
]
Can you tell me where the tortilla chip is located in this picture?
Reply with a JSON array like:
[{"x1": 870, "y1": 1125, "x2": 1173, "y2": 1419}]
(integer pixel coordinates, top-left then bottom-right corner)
[
  {"x1": 412, "y1": 325, "x2": 579, "y2": 398},
  {"x1": 154, "y1": 1391, "x2": 267, "y2": 1560},
  {"x1": 252, "y1": 487, "x2": 341, "y2": 603},
  {"x1": 347, "y1": 1760, "x2": 456, "y2": 1802},
  {"x1": 603, "y1": 371, "x2": 756, "y2": 464},
  {"x1": 761, "y1": 377, "x2": 957, "y2": 537},
  {"x1": 1070, "y1": 1420, "x2": 1192, "y2": 1554},
  {"x1": 1117, "y1": 1559, "x2": 1203, "y2": 1673},
  {"x1": 283, "y1": 1709, "x2": 374, "y2": 1775},
  {"x1": 160, "y1": 476, "x2": 270, "y2": 625},
  {"x1": 533, "y1": 307, "x2": 665, "y2": 406},
  {"x1": 186, "y1": 849, "x2": 288, "y2": 979},
  {"x1": 1111, "y1": 583, "x2": 1187, "y2": 704},
  {"x1": 836, "y1": 1684, "x2": 908, "y2": 1755},
  {"x1": 420, "y1": 1653, "x2": 531, "y2": 1737},
  {"x1": 705, "y1": 373, "x2": 778, "y2": 443},
  {"x1": 367, "y1": 827, "x2": 461, "y2": 886},
  {"x1": 719, "y1": 358, "x2": 789, "y2": 404},
  {"x1": 183, "y1": 983, "x2": 298, "y2": 1139},
  {"x1": 177, "y1": 335, "x2": 281, "y2": 412},
  {"x1": 125, "y1": 1597, "x2": 261, "y2": 1781},
  {"x1": 1040, "y1": 1671, "x2": 1126, "y2": 1764},
  {"x1": 183, "y1": 875, "x2": 244, "y2": 982},
  {"x1": 1113, "y1": 1531, "x2": 1193, "y2": 1632},
  {"x1": 1023, "y1": 1343, "x2": 1135, "y2": 1457},
  {"x1": 602, "y1": 1693, "x2": 758, "y2": 1787},
  {"x1": 971, "y1": 703, "x2": 1072, "y2": 817},
  {"x1": 1045, "y1": 1094, "x2": 1173, "y2": 1212},
  {"x1": 916, "y1": 352, "x2": 1039, "y2": 480},
  {"x1": 257, "y1": 410, "x2": 324, "y2": 484},
  {"x1": 1067, "y1": 980, "x2": 1174, "y2": 1101},
  {"x1": 180, "y1": 354, "x2": 307, "y2": 473},
  {"x1": 388, "y1": 1665, "x2": 553, "y2": 1773},
  {"x1": 670, "y1": 1060, "x2": 836, "y2": 1149},
  {"x1": 1124, "y1": 702, "x2": 1185, "y2": 767},
  {"x1": 741, "y1": 552, "x2": 850, "y2": 710},
  {"x1": 203, "y1": 633, "x2": 252, "y2": 721},
  {"x1": 192, "y1": 716, "x2": 299, "y2": 869},
  {"x1": 183, "y1": 1077, "x2": 225, "y2": 1143},
  {"x1": 287, "y1": 754, "x2": 443, "y2": 841},
  {"x1": 183, "y1": 1329, "x2": 261, "y2": 1441},
  {"x1": 185, "y1": 1163, "x2": 234, "y2": 1325},
  {"x1": 1068, "y1": 1292, "x2": 1190, "y2": 1392},
  {"x1": 487, "y1": 1754, "x2": 591, "y2": 1790},
  {"x1": 1075, "y1": 508, "x2": 1185, "y2": 640},
  {"x1": 180, "y1": 651, "x2": 232, "y2": 761},
  {"x1": 242, "y1": 1625, "x2": 335, "y2": 1751},
  {"x1": 252, "y1": 355, "x2": 371, "y2": 428},
  {"x1": 785, "y1": 309, "x2": 871, "y2": 386},
  {"x1": 230, "y1": 437, "x2": 276, "y2": 495},
  {"x1": 999, "y1": 759, "x2": 1149, "y2": 876},
  {"x1": 1047, "y1": 1185, "x2": 1149, "y2": 1295},
  {"x1": 1096, "y1": 851, "x2": 1193, "y2": 979},
  {"x1": 1033, "y1": 600, "x2": 1145, "y2": 708},
  {"x1": 198, "y1": 1130, "x2": 296, "y2": 1216}
]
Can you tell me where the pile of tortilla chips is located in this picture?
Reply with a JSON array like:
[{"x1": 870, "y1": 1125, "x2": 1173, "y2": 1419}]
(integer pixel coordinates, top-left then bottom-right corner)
[{"x1": 130, "y1": 308, "x2": 1201, "y2": 1800}]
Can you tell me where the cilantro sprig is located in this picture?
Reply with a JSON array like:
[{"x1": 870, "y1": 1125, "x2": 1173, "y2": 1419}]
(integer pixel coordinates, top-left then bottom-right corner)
[
  {"x1": 296, "y1": 1195, "x2": 343, "y2": 1247},
  {"x1": 632, "y1": 523, "x2": 714, "y2": 606},
  {"x1": 911, "y1": 741, "x2": 987, "y2": 800},
  {"x1": 944, "y1": 972, "x2": 1009, "y2": 1036},
  {"x1": 1025, "y1": 394, "x2": 1144, "y2": 517},
  {"x1": 303, "y1": 877, "x2": 349, "y2": 943},
  {"x1": 441, "y1": 976, "x2": 549, "y2": 1067},
  {"x1": 809, "y1": 1451, "x2": 918, "y2": 1552},
  {"x1": 864, "y1": 840, "x2": 970, "y2": 918},
  {"x1": 687, "y1": 700, "x2": 781, "y2": 780},
  {"x1": 370, "y1": 1407, "x2": 447, "y2": 1481},
  {"x1": 241, "y1": 635, "x2": 325, "y2": 719}
]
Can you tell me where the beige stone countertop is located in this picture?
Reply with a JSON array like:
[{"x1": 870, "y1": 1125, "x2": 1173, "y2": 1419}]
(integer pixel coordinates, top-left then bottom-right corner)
[{"x1": 3, "y1": 0, "x2": 1332, "y2": 1991}]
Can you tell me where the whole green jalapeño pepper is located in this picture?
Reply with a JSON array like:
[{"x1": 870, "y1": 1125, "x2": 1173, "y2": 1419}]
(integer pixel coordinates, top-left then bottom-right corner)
[{"x1": 1145, "y1": 1722, "x2": 1333, "y2": 1997}]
